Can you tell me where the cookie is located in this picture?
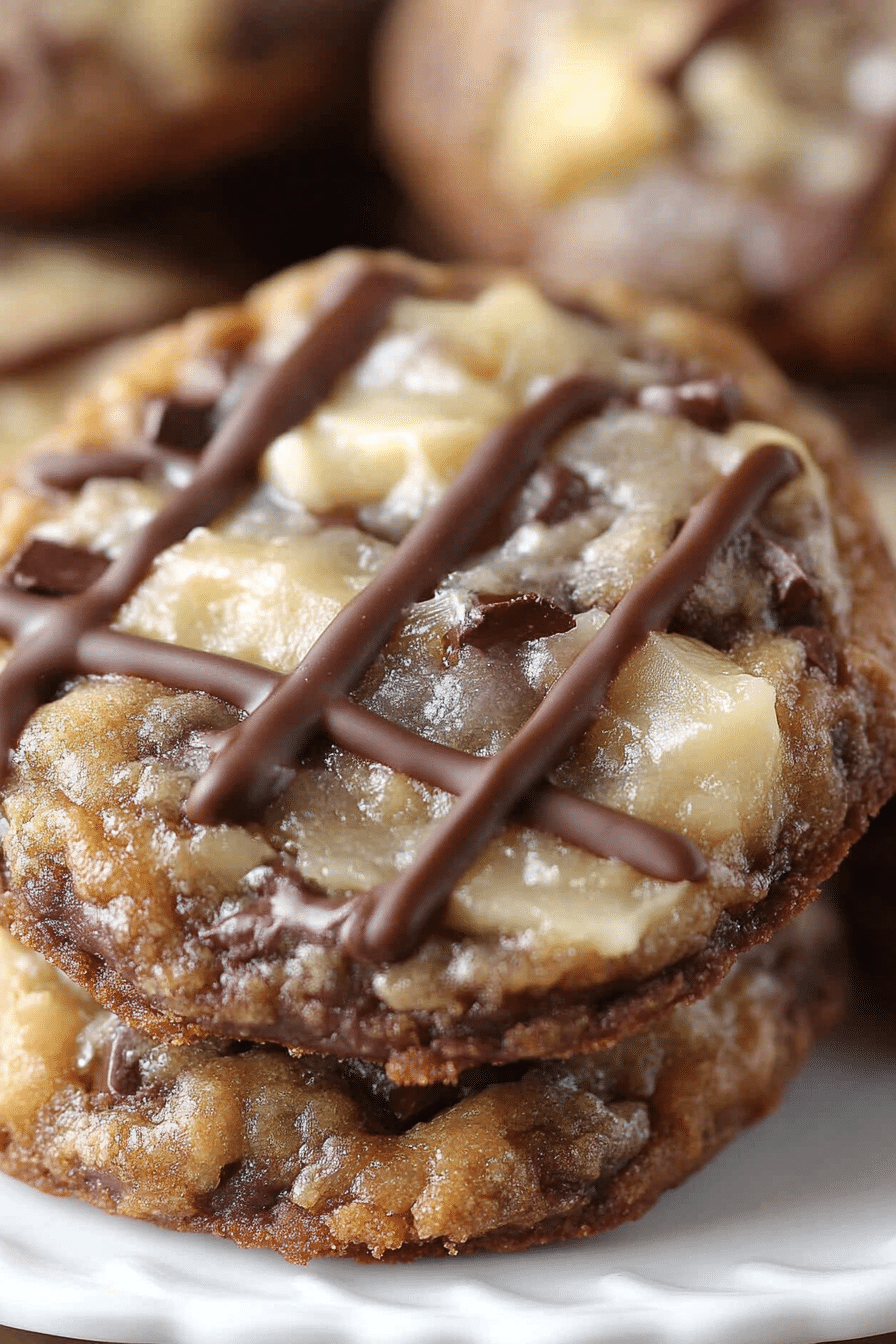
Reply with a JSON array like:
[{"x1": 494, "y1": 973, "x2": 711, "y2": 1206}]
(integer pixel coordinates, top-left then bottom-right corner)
[
  {"x1": 0, "y1": 0, "x2": 384, "y2": 216},
  {"x1": 0, "y1": 905, "x2": 845, "y2": 1261},
  {"x1": 0, "y1": 226, "x2": 237, "y2": 468},
  {"x1": 376, "y1": 0, "x2": 896, "y2": 372},
  {"x1": 0, "y1": 249, "x2": 892, "y2": 1084}
]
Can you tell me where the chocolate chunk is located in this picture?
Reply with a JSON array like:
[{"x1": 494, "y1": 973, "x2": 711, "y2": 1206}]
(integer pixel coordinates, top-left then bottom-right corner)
[
  {"x1": 144, "y1": 395, "x2": 217, "y2": 454},
  {"x1": 202, "y1": 864, "x2": 348, "y2": 960},
  {"x1": 516, "y1": 462, "x2": 595, "y2": 527},
  {"x1": 788, "y1": 626, "x2": 839, "y2": 683},
  {"x1": 103, "y1": 1024, "x2": 147, "y2": 1097},
  {"x1": 5, "y1": 538, "x2": 109, "y2": 597},
  {"x1": 460, "y1": 593, "x2": 576, "y2": 651},
  {"x1": 752, "y1": 525, "x2": 822, "y2": 626},
  {"x1": 203, "y1": 1160, "x2": 284, "y2": 1217},
  {"x1": 637, "y1": 376, "x2": 742, "y2": 432},
  {"x1": 655, "y1": 0, "x2": 761, "y2": 87},
  {"x1": 474, "y1": 463, "x2": 599, "y2": 551}
]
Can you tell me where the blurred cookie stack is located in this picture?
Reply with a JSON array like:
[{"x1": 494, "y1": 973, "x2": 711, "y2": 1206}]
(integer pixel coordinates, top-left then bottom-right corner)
[{"x1": 0, "y1": 0, "x2": 893, "y2": 1275}]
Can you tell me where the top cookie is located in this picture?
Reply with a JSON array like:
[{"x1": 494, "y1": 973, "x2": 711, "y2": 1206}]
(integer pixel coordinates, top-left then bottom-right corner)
[
  {"x1": 377, "y1": 0, "x2": 896, "y2": 372},
  {"x1": 0, "y1": 249, "x2": 893, "y2": 1084},
  {"x1": 0, "y1": 0, "x2": 383, "y2": 216}
]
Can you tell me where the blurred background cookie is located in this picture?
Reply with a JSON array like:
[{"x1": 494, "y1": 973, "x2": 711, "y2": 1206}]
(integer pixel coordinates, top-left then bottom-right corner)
[
  {"x1": 0, "y1": 221, "x2": 237, "y2": 463},
  {"x1": 0, "y1": 0, "x2": 385, "y2": 216},
  {"x1": 376, "y1": 0, "x2": 896, "y2": 372}
]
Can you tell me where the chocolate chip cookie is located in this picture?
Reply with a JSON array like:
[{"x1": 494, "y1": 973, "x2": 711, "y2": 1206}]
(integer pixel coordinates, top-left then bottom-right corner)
[
  {"x1": 0, "y1": 224, "x2": 238, "y2": 471},
  {"x1": 0, "y1": 905, "x2": 845, "y2": 1260},
  {"x1": 0, "y1": 249, "x2": 892, "y2": 1083},
  {"x1": 377, "y1": 0, "x2": 896, "y2": 371},
  {"x1": 0, "y1": 0, "x2": 384, "y2": 216}
]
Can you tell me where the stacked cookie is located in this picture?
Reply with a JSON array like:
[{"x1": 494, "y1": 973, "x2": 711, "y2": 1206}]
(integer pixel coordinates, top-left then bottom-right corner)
[
  {"x1": 0, "y1": 0, "x2": 894, "y2": 1271},
  {"x1": 0, "y1": 246, "x2": 891, "y2": 1260},
  {"x1": 377, "y1": 0, "x2": 896, "y2": 373}
]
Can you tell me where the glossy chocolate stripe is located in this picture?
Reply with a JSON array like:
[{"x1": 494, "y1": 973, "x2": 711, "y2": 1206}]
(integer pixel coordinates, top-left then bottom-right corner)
[
  {"x1": 321, "y1": 698, "x2": 705, "y2": 882},
  {"x1": 0, "y1": 266, "x2": 409, "y2": 765},
  {"x1": 342, "y1": 442, "x2": 801, "y2": 962},
  {"x1": 0, "y1": 589, "x2": 698, "y2": 876},
  {"x1": 29, "y1": 447, "x2": 160, "y2": 490},
  {"x1": 186, "y1": 374, "x2": 616, "y2": 824}
]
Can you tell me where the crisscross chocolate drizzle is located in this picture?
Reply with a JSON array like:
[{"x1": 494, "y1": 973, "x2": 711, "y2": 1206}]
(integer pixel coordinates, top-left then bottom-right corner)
[{"x1": 0, "y1": 261, "x2": 801, "y2": 962}]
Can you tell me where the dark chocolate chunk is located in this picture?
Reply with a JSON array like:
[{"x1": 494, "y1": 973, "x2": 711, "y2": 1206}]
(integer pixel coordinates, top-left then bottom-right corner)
[
  {"x1": 788, "y1": 625, "x2": 838, "y2": 683},
  {"x1": 103, "y1": 1024, "x2": 147, "y2": 1097},
  {"x1": 472, "y1": 447, "x2": 605, "y2": 553},
  {"x1": 5, "y1": 538, "x2": 108, "y2": 597},
  {"x1": 461, "y1": 592, "x2": 576, "y2": 650},
  {"x1": 637, "y1": 376, "x2": 743, "y2": 432},
  {"x1": 202, "y1": 1159, "x2": 284, "y2": 1217},
  {"x1": 752, "y1": 525, "x2": 822, "y2": 626},
  {"x1": 530, "y1": 463, "x2": 596, "y2": 526},
  {"x1": 144, "y1": 395, "x2": 217, "y2": 454},
  {"x1": 223, "y1": 0, "x2": 328, "y2": 60},
  {"x1": 201, "y1": 864, "x2": 348, "y2": 960}
]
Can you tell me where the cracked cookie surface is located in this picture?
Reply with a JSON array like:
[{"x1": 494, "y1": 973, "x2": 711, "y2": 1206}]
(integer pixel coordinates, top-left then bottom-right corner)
[{"x1": 0, "y1": 249, "x2": 892, "y2": 1082}]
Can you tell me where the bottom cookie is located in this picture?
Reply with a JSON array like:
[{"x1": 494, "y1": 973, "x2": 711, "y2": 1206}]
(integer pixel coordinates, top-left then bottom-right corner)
[{"x1": 0, "y1": 904, "x2": 843, "y2": 1263}]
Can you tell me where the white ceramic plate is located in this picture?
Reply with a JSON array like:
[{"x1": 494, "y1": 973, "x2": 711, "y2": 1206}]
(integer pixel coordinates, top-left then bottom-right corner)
[{"x1": 0, "y1": 1007, "x2": 893, "y2": 1344}]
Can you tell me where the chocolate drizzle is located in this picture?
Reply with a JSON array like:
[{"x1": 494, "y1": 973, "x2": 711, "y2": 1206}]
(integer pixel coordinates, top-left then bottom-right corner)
[
  {"x1": 0, "y1": 264, "x2": 410, "y2": 759},
  {"x1": 187, "y1": 374, "x2": 616, "y2": 823},
  {"x1": 340, "y1": 441, "x2": 800, "y2": 961},
  {"x1": 0, "y1": 261, "x2": 804, "y2": 965}
]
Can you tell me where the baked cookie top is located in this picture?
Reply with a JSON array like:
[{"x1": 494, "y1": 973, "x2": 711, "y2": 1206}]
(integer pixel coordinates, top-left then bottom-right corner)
[
  {"x1": 377, "y1": 0, "x2": 896, "y2": 371},
  {"x1": 0, "y1": 906, "x2": 845, "y2": 1261},
  {"x1": 0, "y1": 249, "x2": 891, "y2": 1081},
  {"x1": 0, "y1": 0, "x2": 383, "y2": 216}
]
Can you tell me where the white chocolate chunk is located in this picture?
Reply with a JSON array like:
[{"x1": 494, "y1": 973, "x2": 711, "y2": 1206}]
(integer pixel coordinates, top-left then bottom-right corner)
[
  {"x1": 264, "y1": 389, "x2": 507, "y2": 513},
  {"x1": 447, "y1": 832, "x2": 690, "y2": 956},
  {"x1": 116, "y1": 526, "x2": 392, "y2": 672},
  {"x1": 447, "y1": 632, "x2": 780, "y2": 951},
  {"x1": 262, "y1": 283, "x2": 623, "y2": 516},
  {"x1": 587, "y1": 632, "x2": 781, "y2": 846},
  {"x1": 493, "y1": 31, "x2": 679, "y2": 205}
]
